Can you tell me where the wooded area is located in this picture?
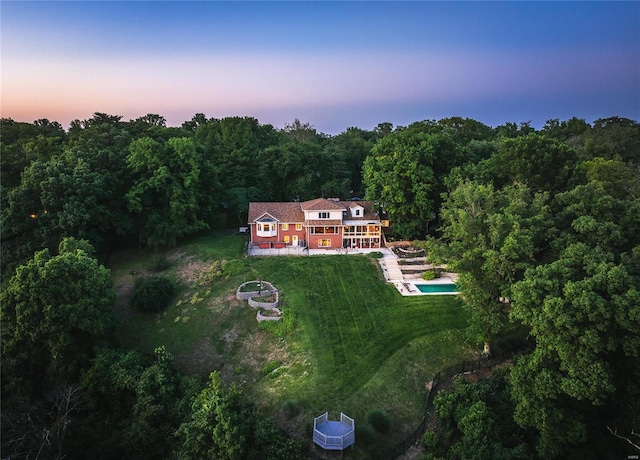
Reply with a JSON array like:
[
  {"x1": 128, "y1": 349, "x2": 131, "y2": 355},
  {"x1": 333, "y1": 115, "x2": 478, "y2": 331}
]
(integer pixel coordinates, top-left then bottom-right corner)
[{"x1": 2, "y1": 113, "x2": 639, "y2": 458}]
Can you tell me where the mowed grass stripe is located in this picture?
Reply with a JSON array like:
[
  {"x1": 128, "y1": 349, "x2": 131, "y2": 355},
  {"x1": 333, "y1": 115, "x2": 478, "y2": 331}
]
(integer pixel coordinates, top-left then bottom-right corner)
[{"x1": 251, "y1": 255, "x2": 465, "y2": 396}]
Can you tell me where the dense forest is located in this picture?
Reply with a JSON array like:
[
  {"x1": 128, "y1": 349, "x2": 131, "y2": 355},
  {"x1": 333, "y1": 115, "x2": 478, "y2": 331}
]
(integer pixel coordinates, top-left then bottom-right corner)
[{"x1": 1, "y1": 113, "x2": 639, "y2": 458}]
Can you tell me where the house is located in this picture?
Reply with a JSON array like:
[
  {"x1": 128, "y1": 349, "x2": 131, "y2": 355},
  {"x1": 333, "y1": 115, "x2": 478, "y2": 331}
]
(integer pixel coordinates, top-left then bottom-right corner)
[{"x1": 248, "y1": 198, "x2": 385, "y2": 250}]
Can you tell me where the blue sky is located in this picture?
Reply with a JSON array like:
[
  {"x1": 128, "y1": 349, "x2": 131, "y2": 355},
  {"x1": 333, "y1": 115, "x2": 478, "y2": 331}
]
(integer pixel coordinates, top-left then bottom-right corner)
[{"x1": 2, "y1": 1, "x2": 639, "y2": 133}]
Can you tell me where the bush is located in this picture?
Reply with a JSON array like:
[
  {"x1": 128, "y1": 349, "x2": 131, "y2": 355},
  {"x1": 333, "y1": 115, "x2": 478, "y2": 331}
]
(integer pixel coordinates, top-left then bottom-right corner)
[
  {"x1": 422, "y1": 270, "x2": 436, "y2": 281},
  {"x1": 355, "y1": 423, "x2": 377, "y2": 447},
  {"x1": 130, "y1": 275, "x2": 176, "y2": 312},
  {"x1": 422, "y1": 430, "x2": 439, "y2": 451},
  {"x1": 367, "y1": 251, "x2": 384, "y2": 259},
  {"x1": 366, "y1": 409, "x2": 391, "y2": 434}
]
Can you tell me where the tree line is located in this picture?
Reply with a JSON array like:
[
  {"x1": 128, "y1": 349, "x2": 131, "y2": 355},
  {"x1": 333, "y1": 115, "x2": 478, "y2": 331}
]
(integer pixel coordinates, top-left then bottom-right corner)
[
  {"x1": 1, "y1": 114, "x2": 384, "y2": 277},
  {"x1": 415, "y1": 117, "x2": 640, "y2": 457},
  {"x1": 2, "y1": 113, "x2": 639, "y2": 458}
]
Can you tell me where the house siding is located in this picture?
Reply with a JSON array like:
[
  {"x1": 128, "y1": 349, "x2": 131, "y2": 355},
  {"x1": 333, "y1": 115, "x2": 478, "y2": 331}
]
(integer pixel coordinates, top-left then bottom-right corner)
[{"x1": 308, "y1": 232, "x2": 343, "y2": 249}]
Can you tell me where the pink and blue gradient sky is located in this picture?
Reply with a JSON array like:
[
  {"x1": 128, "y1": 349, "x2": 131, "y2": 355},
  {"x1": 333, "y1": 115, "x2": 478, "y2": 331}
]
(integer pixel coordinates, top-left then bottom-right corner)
[{"x1": 2, "y1": 1, "x2": 639, "y2": 133}]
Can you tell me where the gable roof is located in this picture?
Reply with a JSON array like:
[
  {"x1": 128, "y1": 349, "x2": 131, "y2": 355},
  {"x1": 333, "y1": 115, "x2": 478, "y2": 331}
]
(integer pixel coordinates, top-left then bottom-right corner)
[
  {"x1": 248, "y1": 199, "x2": 380, "y2": 224},
  {"x1": 343, "y1": 201, "x2": 377, "y2": 221},
  {"x1": 301, "y1": 198, "x2": 347, "y2": 211},
  {"x1": 248, "y1": 202, "x2": 304, "y2": 223}
]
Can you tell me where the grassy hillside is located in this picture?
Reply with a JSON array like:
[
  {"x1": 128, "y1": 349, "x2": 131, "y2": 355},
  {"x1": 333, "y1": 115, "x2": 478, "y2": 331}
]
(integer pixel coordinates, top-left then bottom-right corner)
[{"x1": 108, "y1": 230, "x2": 474, "y2": 453}]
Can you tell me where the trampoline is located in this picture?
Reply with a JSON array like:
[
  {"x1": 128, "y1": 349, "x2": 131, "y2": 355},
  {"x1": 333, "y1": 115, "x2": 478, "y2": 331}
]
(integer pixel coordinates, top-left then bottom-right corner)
[{"x1": 313, "y1": 412, "x2": 355, "y2": 450}]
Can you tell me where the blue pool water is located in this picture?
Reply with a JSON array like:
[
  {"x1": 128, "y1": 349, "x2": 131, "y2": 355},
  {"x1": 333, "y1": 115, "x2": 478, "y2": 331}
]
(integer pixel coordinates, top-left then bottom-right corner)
[{"x1": 415, "y1": 283, "x2": 458, "y2": 293}]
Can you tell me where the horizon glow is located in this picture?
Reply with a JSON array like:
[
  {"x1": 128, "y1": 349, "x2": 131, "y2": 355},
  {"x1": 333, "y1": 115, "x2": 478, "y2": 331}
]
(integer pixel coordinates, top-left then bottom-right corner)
[{"x1": 2, "y1": 2, "x2": 639, "y2": 133}]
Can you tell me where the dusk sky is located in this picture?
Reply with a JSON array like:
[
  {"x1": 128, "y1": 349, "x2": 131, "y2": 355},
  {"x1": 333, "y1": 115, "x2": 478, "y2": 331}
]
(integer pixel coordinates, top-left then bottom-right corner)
[{"x1": 2, "y1": 1, "x2": 639, "y2": 134}]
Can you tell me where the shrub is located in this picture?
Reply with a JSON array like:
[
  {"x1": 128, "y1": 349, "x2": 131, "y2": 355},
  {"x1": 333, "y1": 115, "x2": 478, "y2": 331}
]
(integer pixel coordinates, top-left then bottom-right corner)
[
  {"x1": 422, "y1": 430, "x2": 439, "y2": 451},
  {"x1": 367, "y1": 251, "x2": 383, "y2": 259},
  {"x1": 130, "y1": 275, "x2": 176, "y2": 313},
  {"x1": 355, "y1": 423, "x2": 377, "y2": 447},
  {"x1": 366, "y1": 409, "x2": 391, "y2": 434},
  {"x1": 421, "y1": 270, "x2": 436, "y2": 281}
]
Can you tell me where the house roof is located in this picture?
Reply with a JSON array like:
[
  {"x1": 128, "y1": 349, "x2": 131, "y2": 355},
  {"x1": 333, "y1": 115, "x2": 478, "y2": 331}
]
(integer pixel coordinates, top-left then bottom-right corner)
[
  {"x1": 248, "y1": 202, "x2": 304, "y2": 223},
  {"x1": 346, "y1": 201, "x2": 377, "y2": 220},
  {"x1": 248, "y1": 199, "x2": 379, "y2": 223},
  {"x1": 301, "y1": 198, "x2": 347, "y2": 211}
]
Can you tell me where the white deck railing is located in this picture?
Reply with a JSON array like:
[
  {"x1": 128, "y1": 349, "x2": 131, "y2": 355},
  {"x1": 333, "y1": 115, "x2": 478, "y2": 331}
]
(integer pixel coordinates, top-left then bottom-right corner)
[{"x1": 313, "y1": 412, "x2": 355, "y2": 450}]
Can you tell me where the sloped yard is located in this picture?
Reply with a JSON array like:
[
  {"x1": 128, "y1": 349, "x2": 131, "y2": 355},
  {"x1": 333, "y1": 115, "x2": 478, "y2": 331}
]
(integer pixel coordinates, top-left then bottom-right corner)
[{"x1": 109, "y1": 231, "x2": 473, "y2": 457}]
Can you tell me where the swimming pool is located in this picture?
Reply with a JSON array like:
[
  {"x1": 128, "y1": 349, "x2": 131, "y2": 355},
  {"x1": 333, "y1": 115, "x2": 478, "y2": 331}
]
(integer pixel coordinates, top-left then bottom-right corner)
[{"x1": 415, "y1": 283, "x2": 459, "y2": 294}]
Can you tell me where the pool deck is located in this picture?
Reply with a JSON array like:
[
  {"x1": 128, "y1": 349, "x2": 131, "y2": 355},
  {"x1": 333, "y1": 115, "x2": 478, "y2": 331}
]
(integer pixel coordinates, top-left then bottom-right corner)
[
  {"x1": 394, "y1": 279, "x2": 459, "y2": 296},
  {"x1": 378, "y1": 251, "x2": 459, "y2": 296}
]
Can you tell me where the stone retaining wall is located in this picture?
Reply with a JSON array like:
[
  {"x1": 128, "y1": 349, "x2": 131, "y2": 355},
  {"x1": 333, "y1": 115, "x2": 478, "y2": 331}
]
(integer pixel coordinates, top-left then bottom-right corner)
[
  {"x1": 256, "y1": 309, "x2": 283, "y2": 322},
  {"x1": 236, "y1": 280, "x2": 282, "y2": 321},
  {"x1": 248, "y1": 292, "x2": 279, "y2": 310}
]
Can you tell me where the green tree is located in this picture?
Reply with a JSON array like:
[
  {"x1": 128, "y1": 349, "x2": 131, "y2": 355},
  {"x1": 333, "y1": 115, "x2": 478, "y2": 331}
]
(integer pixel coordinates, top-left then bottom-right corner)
[
  {"x1": 256, "y1": 140, "x2": 327, "y2": 201},
  {"x1": 130, "y1": 275, "x2": 176, "y2": 313},
  {"x1": 583, "y1": 116, "x2": 640, "y2": 164},
  {"x1": 433, "y1": 369, "x2": 534, "y2": 459},
  {"x1": 364, "y1": 130, "x2": 462, "y2": 239},
  {"x1": 0, "y1": 118, "x2": 66, "y2": 188},
  {"x1": 552, "y1": 181, "x2": 640, "y2": 255},
  {"x1": 126, "y1": 136, "x2": 209, "y2": 247},
  {"x1": 194, "y1": 116, "x2": 278, "y2": 222},
  {"x1": 1, "y1": 239, "x2": 116, "y2": 393},
  {"x1": 510, "y1": 243, "x2": 640, "y2": 457},
  {"x1": 182, "y1": 112, "x2": 208, "y2": 132},
  {"x1": 77, "y1": 347, "x2": 198, "y2": 460},
  {"x1": 437, "y1": 116, "x2": 494, "y2": 144},
  {"x1": 177, "y1": 372, "x2": 301, "y2": 460},
  {"x1": 1, "y1": 155, "x2": 131, "y2": 275},
  {"x1": 282, "y1": 118, "x2": 322, "y2": 143},
  {"x1": 582, "y1": 156, "x2": 640, "y2": 200},
  {"x1": 541, "y1": 117, "x2": 590, "y2": 144},
  {"x1": 195, "y1": 116, "x2": 279, "y2": 191},
  {"x1": 486, "y1": 133, "x2": 578, "y2": 192},
  {"x1": 177, "y1": 372, "x2": 253, "y2": 460},
  {"x1": 323, "y1": 126, "x2": 375, "y2": 195},
  {"x1": 437, "y1": 181, "x2": 550, "y2": 354}
]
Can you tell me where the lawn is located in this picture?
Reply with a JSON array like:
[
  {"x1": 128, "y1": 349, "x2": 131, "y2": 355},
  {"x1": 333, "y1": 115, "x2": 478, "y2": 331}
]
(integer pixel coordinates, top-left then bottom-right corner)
[{"x1": 109, "y1": 230, "x2": 474, "y2": 456}]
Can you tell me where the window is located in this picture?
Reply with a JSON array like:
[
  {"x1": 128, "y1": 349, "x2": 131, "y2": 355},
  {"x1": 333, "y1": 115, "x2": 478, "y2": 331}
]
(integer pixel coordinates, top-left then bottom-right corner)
[
  {"x1": 318, "y1": 239, "x2": 331, "y2": 247},
  {"x1": 284, "y1": 235, "x2": 290, "y2": 243},
  {"x1": 282, "y1": 223, "x2": 289, "y2": 231},
  {"x1": 295, "y1": 223, "x2": 302, "y2": 231},
  {"x1": 355, "y1": 209, "x2": 361, "y2": 216},
  {"x1": 256, "y1": 221, "x2": 277, "y2": 237},
  {"x1": 311, "y1": 227, "x2": 336, "y2": 234},
  {"x1": 319, "y1": 212, "x2": 329, "y2": 219}
]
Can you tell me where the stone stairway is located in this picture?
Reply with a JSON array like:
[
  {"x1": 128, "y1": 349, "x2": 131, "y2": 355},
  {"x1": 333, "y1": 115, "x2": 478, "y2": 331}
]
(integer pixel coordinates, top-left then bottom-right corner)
[{"x1": 379, "y1": 253, "x2": 404, "y2": 282}]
